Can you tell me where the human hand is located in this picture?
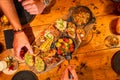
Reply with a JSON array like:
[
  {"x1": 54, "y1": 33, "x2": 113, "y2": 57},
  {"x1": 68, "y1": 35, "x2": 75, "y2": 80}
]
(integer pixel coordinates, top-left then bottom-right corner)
[
  {"x1": 13, "y1": 31, "x2": 33, "y2": 61},
  {"x1": 18, "y1": 0, "x2": 46, "y2": 14},
  {"x1": 18, "y1": 0, "x2": 22, "y2": 2},
  {"x1": 60, "y1": 65, "x2": 78, "y2": 80}
]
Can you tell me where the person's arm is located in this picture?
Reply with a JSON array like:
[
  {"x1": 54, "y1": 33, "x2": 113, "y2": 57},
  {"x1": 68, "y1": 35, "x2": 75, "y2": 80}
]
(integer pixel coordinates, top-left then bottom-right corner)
[
  {"x1": 0, "y1": 0, "x2": 33, "y2": 61},
  {"x1": 19, "y1": 0, "x2": 52, "y2": 15},
  {"x1": 0, "y1": 0, "x2": 21, "y2": 30},
  {"x1": 60, "y1": 65, "x2": 78, "y2": 80}
]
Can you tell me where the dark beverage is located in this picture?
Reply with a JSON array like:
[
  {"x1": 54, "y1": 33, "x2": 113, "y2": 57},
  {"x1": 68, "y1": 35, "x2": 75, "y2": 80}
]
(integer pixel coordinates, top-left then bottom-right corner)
[
  {"x1": 110, "y1": 18, "x2": 120, "y2": 35},
  {"x1": 0, "y1": 42, "x2": 4, "y2": 54}
]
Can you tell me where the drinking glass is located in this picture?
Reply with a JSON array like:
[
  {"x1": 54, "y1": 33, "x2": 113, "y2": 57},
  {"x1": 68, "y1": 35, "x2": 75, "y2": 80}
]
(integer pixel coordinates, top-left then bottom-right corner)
[{"x1": 104, "y1": 35, "x2": 119, "y2": 48}]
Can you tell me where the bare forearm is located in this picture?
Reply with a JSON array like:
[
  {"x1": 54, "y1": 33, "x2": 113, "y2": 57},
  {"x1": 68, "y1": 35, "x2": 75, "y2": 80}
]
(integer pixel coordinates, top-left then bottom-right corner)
[{"x1": 0, "y1": 0, "x2": 22, "y2": 30}]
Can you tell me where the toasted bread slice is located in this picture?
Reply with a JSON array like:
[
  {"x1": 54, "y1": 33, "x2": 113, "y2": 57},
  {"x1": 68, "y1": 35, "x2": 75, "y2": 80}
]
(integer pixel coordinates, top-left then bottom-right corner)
[
  {"x1": 67, "y1": 22, "x2": 76, "y2": 38},
  {"x1": 35, "y1": 56, "x2": 45, "y2": 72},
  {"x1": 24, "y1": 53, "x2": 34, "y2": 66}
]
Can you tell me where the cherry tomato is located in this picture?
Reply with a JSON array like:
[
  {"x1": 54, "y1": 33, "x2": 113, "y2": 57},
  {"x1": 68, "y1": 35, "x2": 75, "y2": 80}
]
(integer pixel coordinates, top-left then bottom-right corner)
[
  {"x1": 70, "y1": 44, "x2": 75, "y2": 48},
  {"x1": 63, "y1": 38, "x2": 69, "y2": 43},
  {"x1": 57, "y1": 48, "x2": 62, "y2": 55},
  {"x1": 9, "y1": 65, "x2": 14, "y2": 70},
  {"x1": 61, "y1": 44, "x2": 66, "y2": 49},
  {"x1": 70, "y1": 47, "x2": 74, "y2": 52}
]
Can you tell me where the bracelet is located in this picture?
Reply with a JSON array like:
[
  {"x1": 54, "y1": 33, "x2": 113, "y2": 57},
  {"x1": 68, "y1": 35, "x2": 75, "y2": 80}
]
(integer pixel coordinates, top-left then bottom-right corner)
[{"x1": 13, "y1": 28, "x2": 23, "y2": 33}]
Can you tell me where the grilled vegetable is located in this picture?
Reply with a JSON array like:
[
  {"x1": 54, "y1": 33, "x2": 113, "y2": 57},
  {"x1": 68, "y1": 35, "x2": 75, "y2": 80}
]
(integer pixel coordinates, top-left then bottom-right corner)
[
  {"x1": 39, "y1": 38, "x2": 53, "y2": 52},
  {"x1": 55, "y1": 37, "x2": 75, "y2": 55},
  {"x1": 72, "y1": 6, "x2": 91, "y2": 26}
]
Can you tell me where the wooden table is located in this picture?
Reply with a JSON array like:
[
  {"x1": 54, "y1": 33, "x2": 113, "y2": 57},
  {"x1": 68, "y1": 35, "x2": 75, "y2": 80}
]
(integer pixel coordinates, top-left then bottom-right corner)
[{"x1": 0, "y1": 0, "x2": 120, "y2": 80}]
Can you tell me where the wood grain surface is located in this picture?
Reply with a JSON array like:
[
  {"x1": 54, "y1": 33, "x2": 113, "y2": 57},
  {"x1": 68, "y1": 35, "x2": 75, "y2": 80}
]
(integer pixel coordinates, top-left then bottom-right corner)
[{"x1": 0, "y1": 0, "x2": 120, "y2": 80}]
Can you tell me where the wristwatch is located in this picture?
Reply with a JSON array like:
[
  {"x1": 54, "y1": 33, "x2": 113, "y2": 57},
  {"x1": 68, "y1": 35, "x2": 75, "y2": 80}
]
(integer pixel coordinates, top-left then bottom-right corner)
[{"x1": 43, "y1": 0, "x2": 50, "y2": 6}]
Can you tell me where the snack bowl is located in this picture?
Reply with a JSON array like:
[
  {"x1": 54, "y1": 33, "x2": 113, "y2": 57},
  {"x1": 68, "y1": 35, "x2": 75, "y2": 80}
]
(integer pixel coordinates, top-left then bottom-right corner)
[
  {"x1": 75, "y1": 26, "x2": 93, "y2": 47},
  {"x1": 68, "y1": 6, "x2": 93, "y2": 27},
  {"x1": 52, "y1": 35, "x2": 77, "y2": 57},
  {"x1": 2, "y1": 56, "x2": 18, "y2": 75}
]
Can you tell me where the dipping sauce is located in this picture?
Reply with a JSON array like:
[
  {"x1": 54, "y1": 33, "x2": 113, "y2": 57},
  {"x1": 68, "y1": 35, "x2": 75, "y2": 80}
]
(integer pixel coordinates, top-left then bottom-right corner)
[{"x1": 0, "y1": 61, "x2": 7, "y2": 71}]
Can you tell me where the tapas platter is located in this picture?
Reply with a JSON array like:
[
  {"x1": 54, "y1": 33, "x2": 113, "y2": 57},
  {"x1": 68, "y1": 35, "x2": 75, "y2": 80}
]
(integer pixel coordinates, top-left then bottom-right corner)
[{"x1": 23, "y1": 6, "x2": 95, "y2": 73}]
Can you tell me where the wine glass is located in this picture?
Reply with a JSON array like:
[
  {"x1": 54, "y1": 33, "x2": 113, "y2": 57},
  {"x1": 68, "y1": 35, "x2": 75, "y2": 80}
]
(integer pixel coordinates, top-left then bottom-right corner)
[{"x1": 104, "y1": 35, "x2": 119, "y2": 48}]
